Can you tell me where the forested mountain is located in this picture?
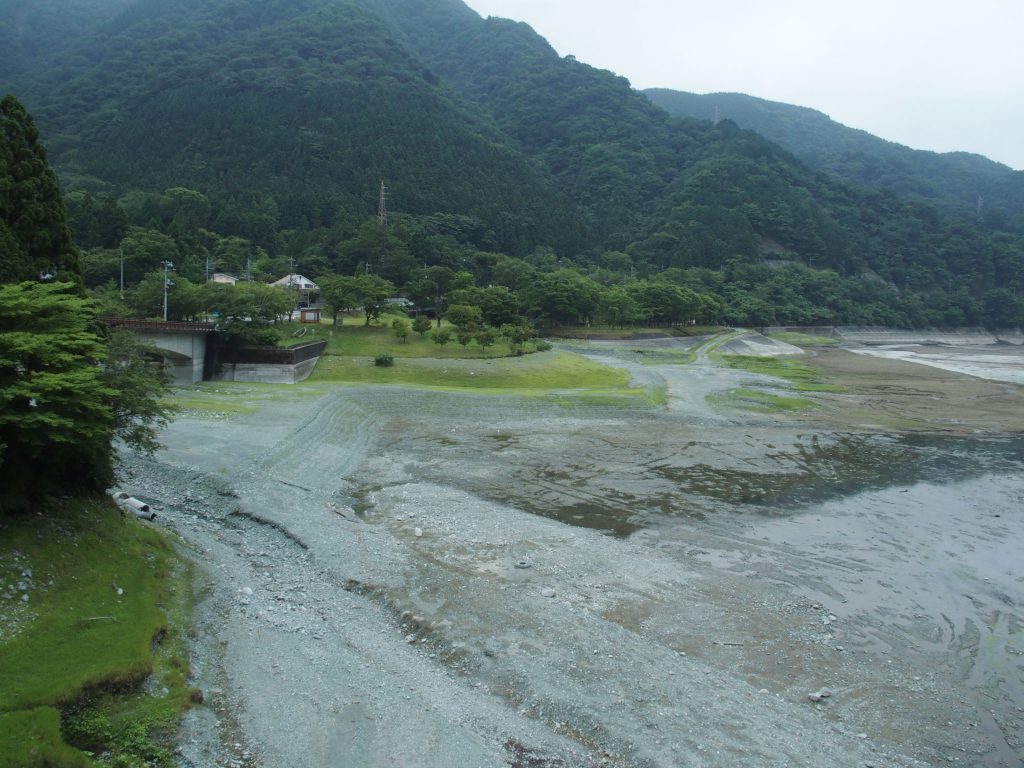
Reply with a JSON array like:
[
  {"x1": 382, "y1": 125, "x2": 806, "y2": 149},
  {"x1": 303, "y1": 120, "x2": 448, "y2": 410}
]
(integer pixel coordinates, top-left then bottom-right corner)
[
  {"x1": 0, "y1": 0, "x2": 137, "y2": 78},
  {"x1": 5, "y1": 0, "x2": 580, "y2": 254},
  {"x1": 645, "y1": 88, "x2": 1024, "y2": 231},
  {"x1": 3, "y1": 0, "x2": 1023, "y2": 328}
]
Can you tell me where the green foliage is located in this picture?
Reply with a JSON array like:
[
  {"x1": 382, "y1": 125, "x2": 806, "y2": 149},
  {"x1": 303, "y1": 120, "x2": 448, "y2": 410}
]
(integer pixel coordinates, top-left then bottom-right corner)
[
  {"x1": 102, "y1": 330, "x2": 175, "y2": 454},
  {"x1": 475, "y1": 326, "x2": 496, "y2": 349},
  {"x1": 432, "y1": 327, "x2": 453, "y2": 348},
  {"x1": 411, "y1": 314, "x2": 432, "y2": 337},
  {"x1": 390, "y1": 317, "x2": 409, "y2": 342},
  {"x1": 0, "y1": 282, "x2": 116, "y2": 508},
  {"x1": 9, "y1": 1, "x2": 577, "y2": 254},
  {"x1": 1, "y1": 101, "x2": 175, "y2": 512},
  {"x1": 444, "y1": 303, "x2": 482, "y2": 329},
  {"x1": 647, "y1": 88, "x2": 1024, "y2": 230},
  {"x1": 4, "y1": 1, "x2": 1024, "y2": 328},
  {"x1": 374, "y1": 352, "x2": 394, "y2": 367},
  {"x1": 0, "y1": 95, "x2": 81, "y2": 284},
  {"x1": 353, "y1": 274, "x2": 395, "y2": 326},
  {"x1": 317, "y1": 274, "x2": 359, "y2": 324}
]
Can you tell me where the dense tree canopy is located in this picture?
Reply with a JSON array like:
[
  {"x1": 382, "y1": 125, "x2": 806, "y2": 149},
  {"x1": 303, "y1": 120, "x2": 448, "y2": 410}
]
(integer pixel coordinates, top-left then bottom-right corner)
[
  {"x1": 1, "y1": 96, "x2": 172, "y2": 512},
  {"x1": 0, "y1": 94, "x2": 80, "y2": 283},
  {"x1": 1, "y1": 1, "x2": 1022, "y2": 329}
]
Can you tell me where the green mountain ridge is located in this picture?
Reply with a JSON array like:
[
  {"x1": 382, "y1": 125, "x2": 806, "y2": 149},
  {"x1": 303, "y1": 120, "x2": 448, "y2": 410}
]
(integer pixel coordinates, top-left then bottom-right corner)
[
  {"x1": 5, "y1": 0, "x2": 580, "y2": 254},
  {"x1": 645, "y1": 88, "x2": 1024, "y2": 229},
  {"x1": 2, "y1": 0, "x2": 1023, "y2": 327}
]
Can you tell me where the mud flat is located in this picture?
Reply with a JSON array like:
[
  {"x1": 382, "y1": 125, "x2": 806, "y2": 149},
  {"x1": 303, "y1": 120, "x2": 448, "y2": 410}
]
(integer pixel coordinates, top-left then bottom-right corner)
[{"x1": 119, "y1": 336, "x2": 1024, "y2": 767}]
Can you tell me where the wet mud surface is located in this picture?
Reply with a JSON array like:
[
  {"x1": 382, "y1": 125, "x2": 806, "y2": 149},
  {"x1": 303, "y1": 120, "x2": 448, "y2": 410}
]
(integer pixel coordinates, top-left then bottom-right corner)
[{"x1": 119, "y1": 336, "x2": 1024, "y2": 767}]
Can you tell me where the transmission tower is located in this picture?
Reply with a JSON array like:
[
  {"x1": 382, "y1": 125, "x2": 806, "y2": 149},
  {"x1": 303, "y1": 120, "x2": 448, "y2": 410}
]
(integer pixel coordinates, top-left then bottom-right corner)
[
  {"x1": 712, "y1": 105, "x2": 722, "y2": 126},
  {"x1": 377, "y1": 180, "x2": 389, "y2": 226}
]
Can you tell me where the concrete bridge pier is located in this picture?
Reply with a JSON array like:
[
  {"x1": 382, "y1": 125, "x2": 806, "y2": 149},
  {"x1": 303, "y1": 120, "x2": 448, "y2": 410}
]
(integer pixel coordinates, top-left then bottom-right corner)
[{"x1": 98, "y1": 318, "x2": 215, "y2": 384}]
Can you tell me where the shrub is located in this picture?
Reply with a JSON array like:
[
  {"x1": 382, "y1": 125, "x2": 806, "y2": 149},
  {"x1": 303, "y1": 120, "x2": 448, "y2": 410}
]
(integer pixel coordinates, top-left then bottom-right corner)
[
  {"x1": 432, "y1": 328, "x2": 453, "y2": 348},
  {"x1": 534, "y1": 340, "x2": 553, "y2": 352},
  {"x1": 374, "y1": 353, "x2": 394, "y2": 367}
]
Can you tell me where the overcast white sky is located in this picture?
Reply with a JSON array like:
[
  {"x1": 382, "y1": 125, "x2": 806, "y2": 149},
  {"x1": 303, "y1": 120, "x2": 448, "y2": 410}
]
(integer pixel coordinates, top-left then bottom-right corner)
[{"x1": 462, "y1": 0, "x2": 1024, "y2": 170}]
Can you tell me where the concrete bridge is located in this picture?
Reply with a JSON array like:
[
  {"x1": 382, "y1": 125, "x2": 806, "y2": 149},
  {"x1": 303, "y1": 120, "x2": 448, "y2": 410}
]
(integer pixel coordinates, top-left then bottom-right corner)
[{"x1": 99, "y1": 318, "x2": 215, "y2": 384}]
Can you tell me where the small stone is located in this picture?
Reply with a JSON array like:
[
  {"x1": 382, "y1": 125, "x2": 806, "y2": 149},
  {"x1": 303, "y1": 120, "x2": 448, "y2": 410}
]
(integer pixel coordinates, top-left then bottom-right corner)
[
  {"x1": 414, "y1": 527, "x2": 423, "y2": 537},
  {"x1": 514, "y1": 559, "x2": 532, "y2": 569},
  {"x1": 541, "y1": 588, "x2": 556, "y2": 598},
  {"x1": 405, "y1": 633, "x2": 417, "y2": 643},
  {"x1": 808, "y1": 692, "x2": 822, "y2": 703},
  {"x1": 241, "y1": 586, "x2": 253, "y2": 596},
  {"x1": 21, "y1": 593, "x2": 29, "y2": 603},
  {"x1": 819, "y1": 689, "x2": 832, "y2": 698}
]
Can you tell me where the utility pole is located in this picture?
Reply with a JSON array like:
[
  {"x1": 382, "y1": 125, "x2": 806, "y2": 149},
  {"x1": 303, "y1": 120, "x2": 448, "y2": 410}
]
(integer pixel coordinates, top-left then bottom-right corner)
[
  {"x1": 161, "y1": 260, "x2": 175, "y2": 321},
  {"x1": 377, "y1": 180, "x2": 388, "y2": 227},
  {"x1": 119, "y1": 249, "x2": 124, "y2": 298}
]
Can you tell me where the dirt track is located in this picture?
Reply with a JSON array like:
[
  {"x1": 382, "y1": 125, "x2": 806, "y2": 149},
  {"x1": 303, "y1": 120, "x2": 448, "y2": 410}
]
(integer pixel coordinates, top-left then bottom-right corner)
[{"x1": 119, "y1": 337, "x2": 1024, "y2": 767}]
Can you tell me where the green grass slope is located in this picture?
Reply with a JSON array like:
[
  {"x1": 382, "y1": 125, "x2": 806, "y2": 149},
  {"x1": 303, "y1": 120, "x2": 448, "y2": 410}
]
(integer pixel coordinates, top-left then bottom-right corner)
[{"x1": 0, "y1": 499, "x2": 194, "y2": 767}]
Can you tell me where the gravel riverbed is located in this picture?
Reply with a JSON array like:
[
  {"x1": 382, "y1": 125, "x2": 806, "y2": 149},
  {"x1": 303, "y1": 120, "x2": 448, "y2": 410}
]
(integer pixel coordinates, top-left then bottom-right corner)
[{"x1": 118, "y1": 338, "x2": 1024, "y2": 767}]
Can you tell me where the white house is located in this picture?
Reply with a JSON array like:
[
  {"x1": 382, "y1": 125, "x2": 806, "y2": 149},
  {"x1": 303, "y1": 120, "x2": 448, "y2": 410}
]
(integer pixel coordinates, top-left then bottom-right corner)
[{"x1": 270, "y1": 274, "x2": 319, "y2": 306}]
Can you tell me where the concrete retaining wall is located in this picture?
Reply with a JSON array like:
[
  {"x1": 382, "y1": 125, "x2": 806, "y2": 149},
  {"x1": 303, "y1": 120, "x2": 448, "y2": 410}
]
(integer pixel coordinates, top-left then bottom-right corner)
[
  {"x1": 835, "y1": 327, "x2": 1023, "y2": 346},
  {"x1": 209, "y1": 340, "x2": 326, "y2": 384},
  {"x1": 215, "y1": 357, "x2": 320, "y2": 384}
]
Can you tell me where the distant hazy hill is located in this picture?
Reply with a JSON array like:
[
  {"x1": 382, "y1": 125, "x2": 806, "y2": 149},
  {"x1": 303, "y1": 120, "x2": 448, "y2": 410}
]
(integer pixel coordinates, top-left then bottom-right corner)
[
  {"x1": 645, "y1": 88, "x2": 1024, "y2": 228},
  {"x1": 0, "y1": 0, "x2": 136, "y2": 78}
]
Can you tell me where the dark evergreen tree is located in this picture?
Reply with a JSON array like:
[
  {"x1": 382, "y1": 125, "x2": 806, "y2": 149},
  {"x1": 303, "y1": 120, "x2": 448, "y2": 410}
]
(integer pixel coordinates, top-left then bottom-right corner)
[{"x1": 0, "y1": 94, "x2": 81, "y2": 284}]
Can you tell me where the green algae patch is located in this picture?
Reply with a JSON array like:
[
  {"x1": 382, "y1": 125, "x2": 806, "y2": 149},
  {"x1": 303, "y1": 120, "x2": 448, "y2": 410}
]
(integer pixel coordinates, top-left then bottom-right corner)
[
  {"x1": 0, "y1": 499, "x2": 195, "y2": 767},
  {"x1": 722, "y1": 355, "x2": 843, "y2": 393},
  {"x1": 709, "y1": 388, "x2": 818, "y2": 413},
  {"x1": 766, "y1": 331, "x2": 839, "y2": 347}
]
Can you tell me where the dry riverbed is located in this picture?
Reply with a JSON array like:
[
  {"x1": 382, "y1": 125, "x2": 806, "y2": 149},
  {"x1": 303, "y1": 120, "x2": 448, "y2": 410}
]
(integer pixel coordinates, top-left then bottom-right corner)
[{"x1": 118, "y1": 335, "x2": 1024, "y2": 767}]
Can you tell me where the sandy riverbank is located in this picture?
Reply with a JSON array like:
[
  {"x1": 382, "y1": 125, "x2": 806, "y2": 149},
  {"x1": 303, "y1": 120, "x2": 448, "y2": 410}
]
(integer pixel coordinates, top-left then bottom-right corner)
[{"x1": 119, "y1": 336, "x2": 1024, "y2": 767}]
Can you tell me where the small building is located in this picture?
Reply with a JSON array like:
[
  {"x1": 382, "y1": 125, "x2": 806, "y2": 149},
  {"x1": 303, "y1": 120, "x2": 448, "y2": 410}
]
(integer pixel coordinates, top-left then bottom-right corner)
[
  {"x1": 210, "y1": 273, "x2": 239, "y2": 285},
  {"x1": 270, "y1": 273, "x2": 319, "y2": 307},
  {"x1": 299, "y1": 307, "x2": 321, "y2": 324}
]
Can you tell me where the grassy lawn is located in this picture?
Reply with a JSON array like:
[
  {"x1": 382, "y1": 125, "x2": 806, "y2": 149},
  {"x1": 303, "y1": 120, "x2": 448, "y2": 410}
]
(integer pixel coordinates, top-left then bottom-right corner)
[
  {"x1": 266, "y1": 314, "x2": 636, "y2": 394},
  {"x1": 311, "y1": 349, "x2": 631, "y2": 392},
  {"x1": 274, "y1": 314, "x2": 519, "y2": 359},
  {"x1": 0, "y1": 499, "x2": 195, "y2": 767},
  {"x1": 548, "y1": 325, "x2": 726, "y2": 340}
]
